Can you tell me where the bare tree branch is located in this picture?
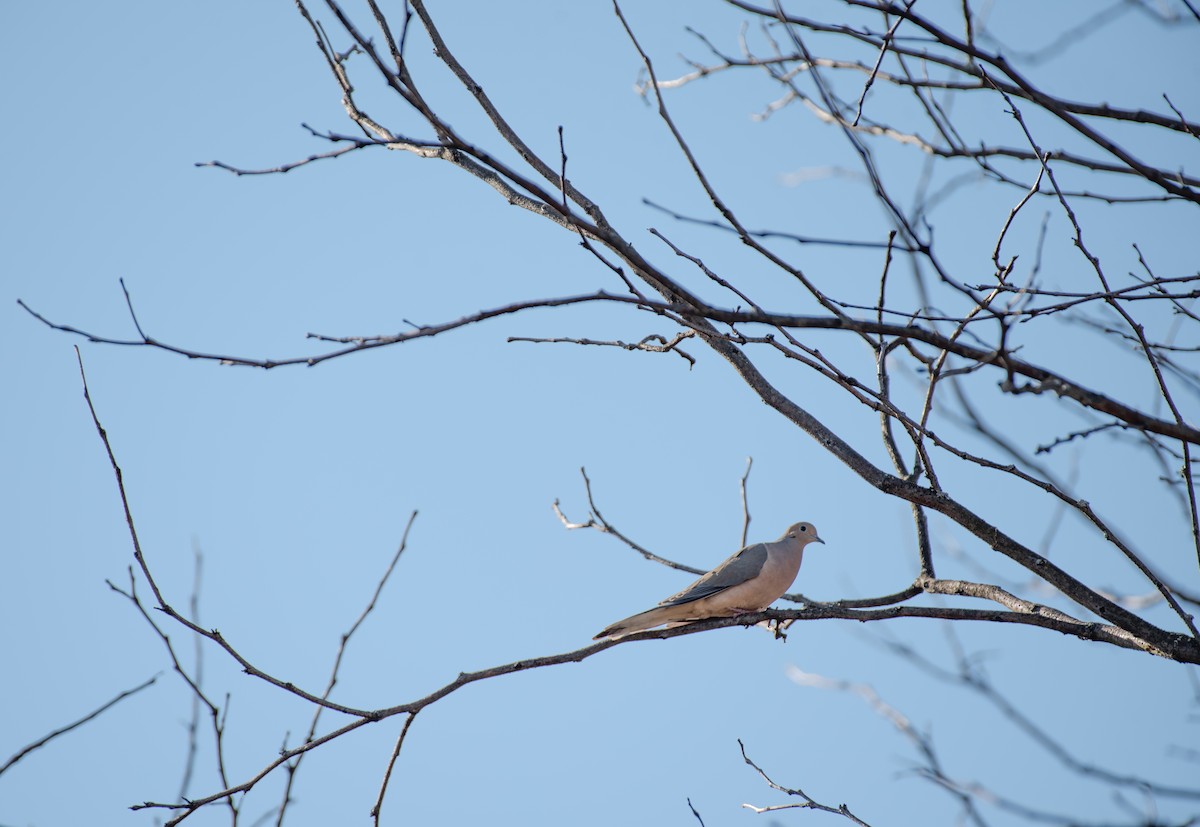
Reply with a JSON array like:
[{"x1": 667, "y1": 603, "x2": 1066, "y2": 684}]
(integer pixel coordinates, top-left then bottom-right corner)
[
  {"x1": 739, "y1": 739, "x2": 874, "y2": 825},
  {"x1": 0, "y1": 675, "x2": 159, "y2": 778},
  {"x1": 25, "y1": 2, "x2": 1200, "y2": 822}
]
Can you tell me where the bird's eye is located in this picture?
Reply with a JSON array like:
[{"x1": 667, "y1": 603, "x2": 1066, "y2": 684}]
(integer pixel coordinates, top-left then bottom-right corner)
[{"x1": 800, "y1": 525, "x2": 808, "y2": 532}]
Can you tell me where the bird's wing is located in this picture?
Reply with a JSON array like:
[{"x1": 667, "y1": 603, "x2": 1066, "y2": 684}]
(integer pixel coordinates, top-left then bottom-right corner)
[{"x1": 657, "y1": 544, "x2": 769, "y2": 607}]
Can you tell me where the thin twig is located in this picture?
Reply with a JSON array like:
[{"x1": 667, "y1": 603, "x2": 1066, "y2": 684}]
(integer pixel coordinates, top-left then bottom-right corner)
[
  {"x1": 739, "y1": 457, "x2": 754, "y2": 547},
  {"x1": 739, "y1": 739, "x2": 874, "y2": 825},
  {"x1": 371, "y1": 712, "x2": 420, "y2": 825},
  {"x1": 0, "y1": 675, "x2": 159, "y2": 777},
  {"x1": 277, "y1": 512, "x2": 419, "y2": 826}
]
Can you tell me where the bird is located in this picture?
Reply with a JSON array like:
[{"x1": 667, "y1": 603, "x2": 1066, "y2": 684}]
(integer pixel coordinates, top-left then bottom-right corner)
[{"x1": 593, "y1": 521, "x2": 824, "y2": 640}]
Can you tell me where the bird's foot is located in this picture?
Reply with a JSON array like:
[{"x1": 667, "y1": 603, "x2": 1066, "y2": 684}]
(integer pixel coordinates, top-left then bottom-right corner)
[{"x1": 747, "y1": 617, "x2": 789, "y2": 641}]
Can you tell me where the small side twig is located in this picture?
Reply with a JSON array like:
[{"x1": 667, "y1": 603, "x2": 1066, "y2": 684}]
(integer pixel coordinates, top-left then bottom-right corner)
[
  {"x1": 739, "y1": 739, "x2": 873, "y2": 825},
  {"x1": 371, "y1": 712, "x2": 420, "y2": 826},
  {"x1": 278, "y1": 511, "x2": 419, "y2": 826},
  {"x1": 553, "y1": 467, "x2": 705, "y2": 576},
  {"x1": 739, "y1": 457, "x2": 754, "y2": 547},
  {"x1": 179, "y1": 544, "x2": 204, "y2": 801},
  {"x1": 0, "y1": 675, "x2": 159, "y2": 777},
  {"x1": 508, "y1": 331, "x2": 696, "y2": 367}
]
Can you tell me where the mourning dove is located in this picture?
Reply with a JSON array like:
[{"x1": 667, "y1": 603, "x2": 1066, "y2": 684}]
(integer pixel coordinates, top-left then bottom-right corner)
[{"x1": 594, "y1": 521, "x2": 824, "y2": 639}]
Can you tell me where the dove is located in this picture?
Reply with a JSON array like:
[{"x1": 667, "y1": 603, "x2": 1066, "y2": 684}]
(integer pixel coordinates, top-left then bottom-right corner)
[{"x1": 594, "y1": 521, "x2": 824, "y2": 639}]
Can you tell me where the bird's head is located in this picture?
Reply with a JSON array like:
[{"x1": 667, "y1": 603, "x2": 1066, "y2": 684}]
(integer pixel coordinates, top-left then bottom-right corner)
[{"x1": 784, "y1": 521, "x2": 824, "y2": 545}]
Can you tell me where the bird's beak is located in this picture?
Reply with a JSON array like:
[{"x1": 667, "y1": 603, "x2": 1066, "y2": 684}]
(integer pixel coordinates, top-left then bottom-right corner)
[{"x1": 813, "y1": 534, "x2": 825, "y2": 545}]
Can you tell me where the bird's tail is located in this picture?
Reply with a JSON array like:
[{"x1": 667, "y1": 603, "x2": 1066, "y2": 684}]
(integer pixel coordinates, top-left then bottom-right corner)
[{"x1": 593, "y1": 605, "x2": 677, "y2": 640}]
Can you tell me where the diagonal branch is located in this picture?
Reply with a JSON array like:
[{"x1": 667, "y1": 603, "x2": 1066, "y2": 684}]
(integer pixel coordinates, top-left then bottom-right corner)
[{"x1": 0, "y1": 675, "x2": 159, "y2": 777}]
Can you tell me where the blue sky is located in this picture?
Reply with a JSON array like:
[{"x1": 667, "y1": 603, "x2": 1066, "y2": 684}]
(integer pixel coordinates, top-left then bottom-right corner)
[{"x1": 3, "y1": 2, "x2": 1199, "y2": 826}]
